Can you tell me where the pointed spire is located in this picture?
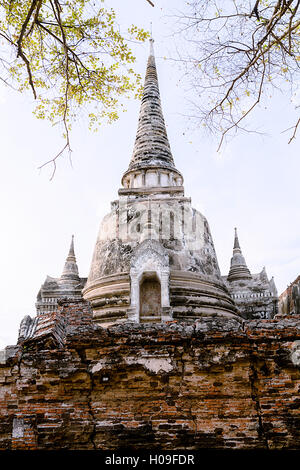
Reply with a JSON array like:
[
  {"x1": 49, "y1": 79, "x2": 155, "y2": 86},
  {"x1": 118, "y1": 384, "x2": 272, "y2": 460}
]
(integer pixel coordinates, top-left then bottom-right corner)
[
  {"x1": 227, "y1": 228, "x2": 252, "y2": 281},
  {"x1": 260, "y1": 266, "x2": 268, "y2": 282},
  {"x1": 149, "y1": 36, "x2": 155, "y2": 56},
  {"x1": 269, "y1": 276, "x2": 278, "y2": 296},
  {"x1": 125, "y1": 39, "x2": 177, "y2": 174},
  {"x1": 60, "y1": 235, "x2": 80, "y2": 284},
  {"x1": 233, "y1": 227, "x2": 240, "y2": 249},
  {"x1": 68, "y1": 234, "x2": 75, "y2": 257}
]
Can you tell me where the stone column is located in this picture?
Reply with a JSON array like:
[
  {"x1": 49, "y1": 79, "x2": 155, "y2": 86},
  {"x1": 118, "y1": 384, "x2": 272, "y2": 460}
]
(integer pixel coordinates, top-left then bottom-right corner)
[
  {"x1": 128, "y1": 270, "x2": 139, "y2": 322},
  {"x1": 161, "y1": 271, "x2": 172, "y2": 321}
]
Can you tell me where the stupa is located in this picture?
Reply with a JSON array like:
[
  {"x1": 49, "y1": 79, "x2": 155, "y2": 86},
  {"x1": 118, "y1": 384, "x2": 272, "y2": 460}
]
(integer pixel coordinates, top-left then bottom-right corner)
[{"x1": 82, "y1": 40, "x2": 238, "y2": 325}]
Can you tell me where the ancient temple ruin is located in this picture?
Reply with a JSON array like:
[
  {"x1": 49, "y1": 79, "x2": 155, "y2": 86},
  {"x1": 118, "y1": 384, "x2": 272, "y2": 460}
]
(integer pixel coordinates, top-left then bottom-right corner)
[
  {"x1": 82, "y1": 40, "x2": 277, "y2": 324},
  {"x1": 223, "y1": 228, "x2": 278, "y2": 320},
  {"x1": 32, "y1": 39, "x2": 278, "y2": 325},
  {"x1": 1, "y1": 39, "x2": 300, "y2": 452},
  {"x1": 279, "y1": 275, "x2": 300, "y2": 316},
  {"x1": 83, "y1": 40, "x2": 238, "y2": 324},
  {"x1": 35, "y1": 236, "x2": 86, "y2": 315}
]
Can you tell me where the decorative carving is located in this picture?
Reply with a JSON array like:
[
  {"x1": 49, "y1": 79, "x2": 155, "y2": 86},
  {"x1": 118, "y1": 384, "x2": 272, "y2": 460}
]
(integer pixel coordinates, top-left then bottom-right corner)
[
  {"x1": 129, "y1": 240, "x2": 170, "y2": 322},
  {"x1": 18, "y1": 315, "x2": 35, "y2": 341}
]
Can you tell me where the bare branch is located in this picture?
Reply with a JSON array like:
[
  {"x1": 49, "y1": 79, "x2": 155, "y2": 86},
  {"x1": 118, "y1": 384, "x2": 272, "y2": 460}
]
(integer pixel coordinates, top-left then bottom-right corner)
[
  {"x1": 38, "y1": 142, "x2": 71, "y2": 181},
  {"x1": 288, "y1": 117, "x2": 300, "y2": 143},
  {"x1": 217, "y1": 57, "x2": 266, "y2": 151},
  {"x1": 172, "y1": 0, "x2": 300, "y2": 148},
  {"x1": 250, "y1": 0, "x2": 260, "y2": 20}
]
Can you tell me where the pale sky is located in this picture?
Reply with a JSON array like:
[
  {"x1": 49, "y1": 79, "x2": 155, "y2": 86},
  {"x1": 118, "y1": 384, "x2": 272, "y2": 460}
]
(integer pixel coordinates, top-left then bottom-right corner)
[{"x1": 0, "y1": 0, "x2": 299, "y2": 349}]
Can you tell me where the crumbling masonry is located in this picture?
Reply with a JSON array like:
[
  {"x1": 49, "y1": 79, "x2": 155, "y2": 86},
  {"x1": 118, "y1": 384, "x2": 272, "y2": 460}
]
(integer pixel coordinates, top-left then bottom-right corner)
[
  {"x1": 0, "y1": 40, "x2": 298, "y2": 451},
  {"x1": 1, "y1": 301, "x2": 300, "y2": 450}
]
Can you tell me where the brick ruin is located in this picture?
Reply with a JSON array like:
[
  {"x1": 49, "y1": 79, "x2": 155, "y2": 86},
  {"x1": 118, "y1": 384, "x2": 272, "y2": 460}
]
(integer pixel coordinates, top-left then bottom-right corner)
[
  {"x1": 1, "y1": 300, "x2": 300, "y2": 450},
  {"x1": 279, "y1": 275, "x2": 300, "y2": 316},
  {"x1": 0, "y1": 40, "x2": 298, "y2": 450}
]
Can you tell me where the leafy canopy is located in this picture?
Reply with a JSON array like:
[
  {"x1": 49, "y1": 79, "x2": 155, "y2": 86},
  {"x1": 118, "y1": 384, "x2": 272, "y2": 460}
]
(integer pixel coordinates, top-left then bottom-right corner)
[{"x1": 0, "y1": 0, "x2": 150, "y2": 175}]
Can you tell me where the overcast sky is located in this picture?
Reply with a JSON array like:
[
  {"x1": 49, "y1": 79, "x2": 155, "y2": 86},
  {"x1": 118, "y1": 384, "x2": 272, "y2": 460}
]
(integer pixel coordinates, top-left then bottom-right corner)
[{"x1": 0, "y1": 0, "x2": 299, "y2": 349}]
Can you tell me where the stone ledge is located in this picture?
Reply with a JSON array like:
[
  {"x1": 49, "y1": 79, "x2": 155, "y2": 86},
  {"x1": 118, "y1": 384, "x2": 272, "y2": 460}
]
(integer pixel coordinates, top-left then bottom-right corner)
[{"x1": 118, "y1": 186, "x2": 185, "y2": 196}]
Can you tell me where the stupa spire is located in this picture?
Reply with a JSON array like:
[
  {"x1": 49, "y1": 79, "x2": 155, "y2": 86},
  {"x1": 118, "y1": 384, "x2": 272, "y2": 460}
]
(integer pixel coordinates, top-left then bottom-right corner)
[
  {"x1": 60, "y1": 235, "x2": 80, "y2": 283},
  {"x1": 124, "y1": 38, "x2": 177, "y2": 175},
  {"x1": 227, "y1": 228, "x2": 252, "y2": 281},
  {"x1": 233, "y1": 227, "x2": 240, "y2": 249}
]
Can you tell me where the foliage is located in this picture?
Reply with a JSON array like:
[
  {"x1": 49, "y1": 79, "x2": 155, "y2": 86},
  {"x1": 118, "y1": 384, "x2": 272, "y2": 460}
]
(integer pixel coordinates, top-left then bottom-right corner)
[
  {"x1": 0, "y1": 0, "x2": 150, "y2": 176},
  {"x1": 174, "y1": 0, "x2": 300, "y2": 148}
]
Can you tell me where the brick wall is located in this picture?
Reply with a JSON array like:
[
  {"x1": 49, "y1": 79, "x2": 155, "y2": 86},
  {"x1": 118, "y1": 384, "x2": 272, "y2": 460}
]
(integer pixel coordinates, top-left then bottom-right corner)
[{"x1": 1, "y1": 302, "x2": 300, "y2": 450}]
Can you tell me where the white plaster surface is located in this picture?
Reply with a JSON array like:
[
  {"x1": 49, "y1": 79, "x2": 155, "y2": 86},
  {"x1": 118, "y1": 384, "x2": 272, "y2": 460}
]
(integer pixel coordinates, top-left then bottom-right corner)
[{"x1": 125, "y1": 356, "x2": 174, "y2": 373}]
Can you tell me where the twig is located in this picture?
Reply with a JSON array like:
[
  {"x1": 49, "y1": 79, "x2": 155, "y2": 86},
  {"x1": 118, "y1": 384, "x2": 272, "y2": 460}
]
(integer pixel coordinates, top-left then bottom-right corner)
[
  {"x1": 288, "y1": 117, "x2": 300, "y2": 143},
  {"x1": 38, "y1": 142, "x2": 71, "y2": 181},
  {"x1": 217, "y1": 58, "x2": 266, "y2": 151}
]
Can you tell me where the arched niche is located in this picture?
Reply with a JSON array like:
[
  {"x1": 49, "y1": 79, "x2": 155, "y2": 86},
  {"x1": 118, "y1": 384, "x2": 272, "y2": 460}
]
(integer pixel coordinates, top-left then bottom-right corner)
[
  {"x1": 139, "y1": 272, "x2": 161, "y2": 321},
  {"x1": 128, "y1": 240, "x2": 171, "y2": 323}
]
